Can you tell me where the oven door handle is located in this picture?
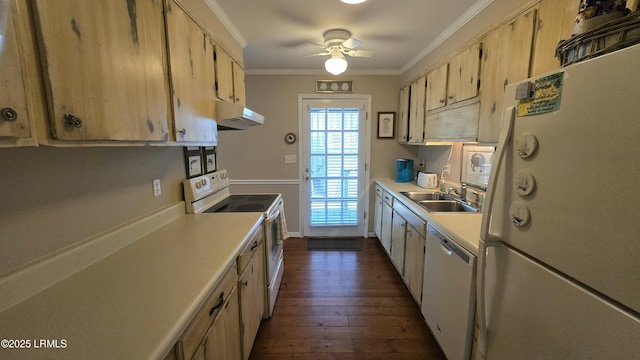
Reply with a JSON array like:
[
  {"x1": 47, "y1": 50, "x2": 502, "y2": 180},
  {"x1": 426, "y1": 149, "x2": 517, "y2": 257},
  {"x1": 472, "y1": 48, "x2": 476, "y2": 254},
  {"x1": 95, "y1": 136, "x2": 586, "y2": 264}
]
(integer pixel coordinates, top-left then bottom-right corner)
[{"x1": 266, "y1": 209, "x2": 280, "y2": 223}]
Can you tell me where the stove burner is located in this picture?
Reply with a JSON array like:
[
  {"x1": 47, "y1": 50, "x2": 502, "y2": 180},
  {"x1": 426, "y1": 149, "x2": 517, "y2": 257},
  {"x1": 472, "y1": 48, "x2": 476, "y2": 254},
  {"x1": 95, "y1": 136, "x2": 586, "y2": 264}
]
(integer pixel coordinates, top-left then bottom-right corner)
[
  {"x1": 237, "y1": 204, "x2": 266, "y2": 211},
  {"x1": 205, "y1": 193, "x2": 279, "y2": 213}
]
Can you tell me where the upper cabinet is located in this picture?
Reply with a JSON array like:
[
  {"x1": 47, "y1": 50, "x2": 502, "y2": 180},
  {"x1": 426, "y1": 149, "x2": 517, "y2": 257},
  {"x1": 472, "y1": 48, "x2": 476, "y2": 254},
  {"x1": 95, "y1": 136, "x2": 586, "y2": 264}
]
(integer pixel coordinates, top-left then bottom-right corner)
[
  {"x1": 214, "y1": 47, "x2": 246, "y2": 106},
  {"x1": 531, "y1": 0, "x2": 580, "y2": 76},
  {"x1": 165, "y1": 0, "x2": 218, "y2": 143},
  {"x1": 397, "y1": 76, "x2": 426, "y2": 144},
  {"x1": 425, "y1": 63, "x2": 448, "y2": 111},
  {"x1": 478, "y1": 9, "x2": 536, "y2": 143},
  {"x1": 31, "y1": 0, "x2": 170, "y2": 141},
  {"x1": 424, "y1": 42, "x2": 482, "y2": 142},
  {"x1": 447, "y1": 43, "x2": 481, "y2": 105},
  {"x1": 0, "y1": 0, "x2": 33, "y2": 143}
]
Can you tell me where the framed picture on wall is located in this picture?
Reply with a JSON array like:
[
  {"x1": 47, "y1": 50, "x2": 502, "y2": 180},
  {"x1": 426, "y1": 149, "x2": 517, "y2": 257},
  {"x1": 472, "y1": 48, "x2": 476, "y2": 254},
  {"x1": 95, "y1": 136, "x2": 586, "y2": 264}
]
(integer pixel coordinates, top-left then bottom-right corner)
[
  {"x1": 203, "y1": 146, "x2": 216, "y2": 174},
  {"x1": 184, "y1": 147, "x2": 203, "y2": 178},
  {"x1": 377, "y1": 112, "x2": 395, "y2": 139}
]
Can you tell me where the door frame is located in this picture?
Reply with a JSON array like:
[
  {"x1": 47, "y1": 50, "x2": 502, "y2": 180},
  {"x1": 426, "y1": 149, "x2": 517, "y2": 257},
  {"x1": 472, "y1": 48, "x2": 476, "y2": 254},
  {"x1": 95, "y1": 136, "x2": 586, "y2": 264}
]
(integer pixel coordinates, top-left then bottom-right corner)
[{"x1": 297, "y1": 94, "x2": 372, "y2": 238}]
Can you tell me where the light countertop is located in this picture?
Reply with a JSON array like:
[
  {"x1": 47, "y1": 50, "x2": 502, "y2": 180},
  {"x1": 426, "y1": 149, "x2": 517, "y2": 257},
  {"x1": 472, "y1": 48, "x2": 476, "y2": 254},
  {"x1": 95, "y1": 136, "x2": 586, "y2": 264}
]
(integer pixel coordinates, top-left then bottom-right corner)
[
  {"x1": 0, "y1": 212, "x2": 263, "y2": 360},
  {"x1": 375, "y1": 178, "x2": 482, "y2": 255}
]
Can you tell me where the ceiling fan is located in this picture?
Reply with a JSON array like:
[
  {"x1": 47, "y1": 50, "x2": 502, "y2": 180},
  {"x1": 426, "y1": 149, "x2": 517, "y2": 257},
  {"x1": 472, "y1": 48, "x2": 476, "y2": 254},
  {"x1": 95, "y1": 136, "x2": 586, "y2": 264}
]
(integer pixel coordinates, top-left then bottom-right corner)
[{"x1": 308, "y1": 29, "x2": 374, "y2": 75}]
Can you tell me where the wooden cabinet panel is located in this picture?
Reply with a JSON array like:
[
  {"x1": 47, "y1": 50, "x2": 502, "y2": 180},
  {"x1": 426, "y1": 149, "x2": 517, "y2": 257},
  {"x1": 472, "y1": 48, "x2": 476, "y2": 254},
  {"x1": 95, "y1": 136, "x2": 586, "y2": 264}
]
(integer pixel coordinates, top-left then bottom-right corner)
[
  {"x1": 408, "y1": 76, "x2": 426, "y2": 143},
  {"x1": 397, "y1": 85, "x2": 410, "y2": 143},
  {"x1": 374, "y1": 195, "x2": 383, "y2": 238},
  {"x1": 426, "y1": 64, "x2": 448, "y2": 111},
  {"x1": 204, "y1": 285, "x2": 241, "y2": 360},
  {"x1": 214, "y1": 46, "x2": 234, "y2": 103},
  {"x1": 232, "y1": 62, "x2": 246, "y2": 106},
  {"x1": 165, "y1": 1, "x2": 217, "y2": 142},
  {"x1": 238, "y1": 231, "x2": 265, "y2": 360},
  {"x1": 0, "y1": 0, "x2": 31, "y2": 140},
  {"x1": 447, "y1": 43, "x2": 481, "y2": 104},
  {"x1": 32, "y1": 0, "x2": 170, "y2": 141},
  {"x1": 404, "y1": 225, "x2": 425, "y2": 305},
  {"x1": 478, "y1": 9, "x2": 536, "y2": 143},
  {"x1": 532, "y1": 0, "x2": 579, "y2": 76},
  {"x1": 380, "y1": 201, "x2": 393, "y2": 255},
  {"x1": 390, "y1": 210, "x2": 406, "y2": 273}
]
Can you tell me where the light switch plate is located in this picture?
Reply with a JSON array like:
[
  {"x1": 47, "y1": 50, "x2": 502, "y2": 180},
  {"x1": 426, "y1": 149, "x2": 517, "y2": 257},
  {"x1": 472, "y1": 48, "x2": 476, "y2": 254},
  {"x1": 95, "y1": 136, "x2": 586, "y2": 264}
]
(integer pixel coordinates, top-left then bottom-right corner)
[
  {"x1": 153, "y1": 179, "x2": 161, "y2": 197},
  {"x1": 285, "y1": 155, "x2": 297, "y2": 163}
]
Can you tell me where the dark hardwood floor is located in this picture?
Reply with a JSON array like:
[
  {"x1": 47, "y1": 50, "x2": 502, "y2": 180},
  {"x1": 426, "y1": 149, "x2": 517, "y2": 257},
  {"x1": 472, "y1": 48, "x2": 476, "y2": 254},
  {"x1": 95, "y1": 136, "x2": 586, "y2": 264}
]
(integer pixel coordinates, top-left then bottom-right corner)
[{"x1": 249, "y1": 237, "x2": 446, "y2": 360}]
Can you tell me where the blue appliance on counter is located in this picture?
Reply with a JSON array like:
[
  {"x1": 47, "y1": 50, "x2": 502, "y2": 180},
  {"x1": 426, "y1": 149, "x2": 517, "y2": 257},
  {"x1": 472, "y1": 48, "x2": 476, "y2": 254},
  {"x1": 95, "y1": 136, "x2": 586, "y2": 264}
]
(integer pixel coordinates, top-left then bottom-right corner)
[{"x1": 396, "y1": 159, "x2": 414, "y2": 183}]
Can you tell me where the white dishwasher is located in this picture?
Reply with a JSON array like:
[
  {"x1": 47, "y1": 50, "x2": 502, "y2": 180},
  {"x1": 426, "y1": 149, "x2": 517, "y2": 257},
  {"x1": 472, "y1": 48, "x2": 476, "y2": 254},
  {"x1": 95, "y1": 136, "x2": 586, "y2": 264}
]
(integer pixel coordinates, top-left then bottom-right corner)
[{"x1": 421, "y1": 225, "x2": 476, "y2": 360}]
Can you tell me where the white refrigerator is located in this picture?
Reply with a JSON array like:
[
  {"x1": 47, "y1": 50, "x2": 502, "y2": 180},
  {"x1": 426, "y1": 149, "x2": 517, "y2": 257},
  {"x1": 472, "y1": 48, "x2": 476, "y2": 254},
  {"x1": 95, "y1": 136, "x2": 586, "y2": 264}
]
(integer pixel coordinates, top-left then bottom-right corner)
[{"x1": 477, "y1": 44, "x2": 640, "y2": 359}]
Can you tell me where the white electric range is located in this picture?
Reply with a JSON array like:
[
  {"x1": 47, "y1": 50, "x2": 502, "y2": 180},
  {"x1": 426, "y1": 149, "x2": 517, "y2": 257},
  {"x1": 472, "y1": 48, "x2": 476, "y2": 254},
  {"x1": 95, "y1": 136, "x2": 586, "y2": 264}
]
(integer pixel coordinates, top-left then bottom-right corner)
[{"x1": 183, "y1": 169, "x2": 285, "y2": 318}]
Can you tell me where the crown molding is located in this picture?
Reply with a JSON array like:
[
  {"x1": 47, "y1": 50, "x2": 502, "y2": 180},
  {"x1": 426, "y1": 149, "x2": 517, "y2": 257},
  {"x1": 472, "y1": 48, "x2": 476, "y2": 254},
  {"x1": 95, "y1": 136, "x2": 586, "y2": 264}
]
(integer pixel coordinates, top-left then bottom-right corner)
[
  {"x1": 203, "y1": 0, "x2": 247, "y2": 48},
  {"x1": 245, "y1": 68, "x2": 402, "y2": 76},
  {"x1": 401, "y1": 0, "x2": 494, "y2": 73}
]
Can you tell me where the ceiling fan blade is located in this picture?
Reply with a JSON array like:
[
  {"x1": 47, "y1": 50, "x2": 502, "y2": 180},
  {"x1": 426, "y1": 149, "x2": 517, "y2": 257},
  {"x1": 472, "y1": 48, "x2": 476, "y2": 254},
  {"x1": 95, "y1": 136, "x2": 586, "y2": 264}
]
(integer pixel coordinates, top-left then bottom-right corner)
[
  {"x1": 305, "y1": 52, "x2": 331, "y2": 57},
  {"x1": 342, "y1": 37, "x2": 362, "y2": 49},
  {"x1": 347, "y1": 49, "x2": 374, "y2": 57}
]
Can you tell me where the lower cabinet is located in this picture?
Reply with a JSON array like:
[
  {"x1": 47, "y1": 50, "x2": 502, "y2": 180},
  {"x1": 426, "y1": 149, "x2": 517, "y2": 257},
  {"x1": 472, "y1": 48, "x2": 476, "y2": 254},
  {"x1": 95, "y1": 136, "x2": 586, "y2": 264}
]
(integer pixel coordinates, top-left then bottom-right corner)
[
  {"x1": 390, "y1": 208, "x2": 407, "y2": 272},
  {"x1": 178, "y1": 262, "x2": 240, "y2": 360},
  {"x1": 403, "y1": 220, "x2": 426, "y2": 305},
  {"x1": 380, "y1": 198, "x2": 393, "y2": 255},
  {"x1": 237, "y1": 227, "x2": 265, "y2": 360},
  {"x1": 194, "y1": 285, "x2": 241, "y2": 360}
]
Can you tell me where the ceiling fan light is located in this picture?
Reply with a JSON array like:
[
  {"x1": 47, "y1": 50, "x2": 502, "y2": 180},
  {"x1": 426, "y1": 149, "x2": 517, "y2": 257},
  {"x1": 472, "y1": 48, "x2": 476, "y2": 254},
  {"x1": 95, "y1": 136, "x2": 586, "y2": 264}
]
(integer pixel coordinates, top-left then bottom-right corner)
[
  {"x1": 341, "y1": 0, "x2": 367, "y2": 4},
  {"x1": 325, "y1": 56, "x2": 348, "y2": 75}
]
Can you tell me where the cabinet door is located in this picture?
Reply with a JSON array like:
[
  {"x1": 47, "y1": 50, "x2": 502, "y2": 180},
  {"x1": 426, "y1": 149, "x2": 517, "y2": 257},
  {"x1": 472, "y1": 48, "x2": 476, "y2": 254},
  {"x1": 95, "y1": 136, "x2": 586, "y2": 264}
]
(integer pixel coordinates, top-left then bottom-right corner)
[
  {"x1": 447, "y1": 43, "x2": 481, "y2": 105},
  {"x1": 404, "y1": 225, "x2": 425, "y2": 305},
  {"x1": 408, "y1": 76, "x2": 426, "y2": 143},
  {"x1": 426, "y1": 64, "x2": 448, "y2": 111},
  {"x1": 165, "y1": 1, "x2": 217, "y2": 142},
  {"x1": 239, "y1": 242, "x2": 265, "y2": 360},
  {"x1": 32, "y1": 0, "x2": 170, "y2": 141},
  {"x1": 380, "y1": 202, "x2": 393, "y2": 255},
  {"x1": 478, "y1": 9, "x2": 536, "y2": 143},
  {"x1": 374, "y1": 195, "x2": 383, "y2": 238},
  {"x1": 204, "y1": 285, "x2": 241, "y2": 360},
  {"x1": 232, "y1": 62, "x2": 246, "y2": 106},
  {"x1": 390, "y1": 211, "x2": 406, "y2": 274},
  {"x1": 397, "y1": 85, "x2": 410, "y2": 143},
  {"x1": 214, "y1": 47, "x2": 234, "y2": 103},
  {"x1": 0, "y1": 0, "x2": 31, "y2": 139},
  {"x1": 532, "y1": 0, "x2": 579, "y2": 76}
]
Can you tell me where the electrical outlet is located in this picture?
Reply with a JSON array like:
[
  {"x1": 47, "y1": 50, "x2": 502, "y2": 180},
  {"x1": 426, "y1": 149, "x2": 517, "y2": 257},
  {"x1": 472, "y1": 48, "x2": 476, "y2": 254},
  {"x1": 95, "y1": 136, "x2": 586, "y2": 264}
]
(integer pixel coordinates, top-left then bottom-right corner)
[
  {"x1": 285, "y1": 155, "x2": 297, "y2": 163},
  {"x1": 152, "y1": 179, "x2": 161, "y2": 197}
]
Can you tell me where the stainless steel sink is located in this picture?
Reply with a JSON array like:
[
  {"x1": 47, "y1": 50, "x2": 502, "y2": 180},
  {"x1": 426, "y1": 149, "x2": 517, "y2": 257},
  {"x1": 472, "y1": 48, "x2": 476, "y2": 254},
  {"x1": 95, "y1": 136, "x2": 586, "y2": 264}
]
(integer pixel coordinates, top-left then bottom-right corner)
[
  {"x1": 400, "y1": 191, "x2": 478, "y2": 213},
  {"x1": 418, "y1": 200, "x2": 478, "y2": 213}
]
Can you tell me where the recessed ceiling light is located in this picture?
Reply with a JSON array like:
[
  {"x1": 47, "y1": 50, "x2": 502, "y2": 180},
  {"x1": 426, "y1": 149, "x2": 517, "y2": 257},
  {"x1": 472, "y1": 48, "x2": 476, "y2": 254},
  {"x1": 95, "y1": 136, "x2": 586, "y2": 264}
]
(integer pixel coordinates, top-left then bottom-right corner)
[{"x1": 341, "y1": 0, "x2": 367, "y2": 4}]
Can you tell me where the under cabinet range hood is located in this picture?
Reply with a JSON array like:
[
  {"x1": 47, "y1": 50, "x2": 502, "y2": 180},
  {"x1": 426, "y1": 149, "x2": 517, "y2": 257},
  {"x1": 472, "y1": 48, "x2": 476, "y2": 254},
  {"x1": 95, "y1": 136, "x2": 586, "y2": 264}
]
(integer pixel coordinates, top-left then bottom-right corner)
[{"x1": 215, "y1": 101, "x2": 264, "y2": 130}]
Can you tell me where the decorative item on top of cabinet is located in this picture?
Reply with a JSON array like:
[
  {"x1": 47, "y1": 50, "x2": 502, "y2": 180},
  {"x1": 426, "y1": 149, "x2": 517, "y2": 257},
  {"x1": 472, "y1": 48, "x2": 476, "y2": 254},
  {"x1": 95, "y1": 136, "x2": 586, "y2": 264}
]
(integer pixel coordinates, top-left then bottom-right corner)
[
  {"x1": 478, "y1": 9, "x2": 536, "y2": 143},
  {"x1": 0, "y1": 0, "x2": 34, "y2": 145},
  {"x1": 165, "y1": 0, "x2": 218, "y2": 143},
  {"x1": 214, "y1": 46, "x2": 247, "y2": 106},
  {"x1": 31, "y1": 0, "x2": 171, "y2": 141}
]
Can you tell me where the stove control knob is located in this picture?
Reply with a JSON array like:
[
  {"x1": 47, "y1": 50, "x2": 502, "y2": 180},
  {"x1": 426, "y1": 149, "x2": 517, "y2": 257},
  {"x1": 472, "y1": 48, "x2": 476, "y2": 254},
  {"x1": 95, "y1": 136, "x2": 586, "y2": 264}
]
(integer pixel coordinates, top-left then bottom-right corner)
[
  {"x1": 515, "y1": 133, "x2": 538, "y2": 158},
  {"x1": 195, "y1": 182, "x2": 202, "y2": 189},
  {"x1": 200, "y1": 179, "x2": 207, "y2": 187}
]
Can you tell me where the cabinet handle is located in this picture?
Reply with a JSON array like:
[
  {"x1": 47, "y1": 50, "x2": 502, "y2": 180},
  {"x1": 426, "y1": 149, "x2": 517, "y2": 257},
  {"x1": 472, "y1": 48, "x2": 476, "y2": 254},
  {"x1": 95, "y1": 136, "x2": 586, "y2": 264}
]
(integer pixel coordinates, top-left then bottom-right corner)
[
  {"x1": 439, "y1": 98, "x2": 445, "y2": 104},
  {"x1": 178, "y1": 129, "x2": 186, "y2": 136},
  {"x1": 1, "y1": 107, "x2": 17, "y2": 122},
  {"x1": 250, "y1": 241, "x2": 259, "y2": 251},
  {"x1": 63, "y1": 114, "x2": 83, "y2": 128},
  {"x1": 209, "y1": 292, "x2": 225, "y2": 316},
  {"x1": 241, "y1": 281, "x2": 249, "y2": 287}
]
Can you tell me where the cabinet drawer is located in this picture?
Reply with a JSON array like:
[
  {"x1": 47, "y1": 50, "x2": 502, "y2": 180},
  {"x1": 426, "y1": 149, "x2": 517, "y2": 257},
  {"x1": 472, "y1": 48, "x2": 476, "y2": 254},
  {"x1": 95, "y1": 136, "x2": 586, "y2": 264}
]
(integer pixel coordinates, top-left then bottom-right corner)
[
  {"x1": 237, "y1": 225, "x2": 264, "y2": 273},
  {"x1": 383, "y1": 190, "x2": 394, "y2": 206},
  {"x1": 180, "y1": 261, "x2": 238, "y2": 359},
  {"x1": 375, "y1": 184, "x2": 383, "y2": 197}
]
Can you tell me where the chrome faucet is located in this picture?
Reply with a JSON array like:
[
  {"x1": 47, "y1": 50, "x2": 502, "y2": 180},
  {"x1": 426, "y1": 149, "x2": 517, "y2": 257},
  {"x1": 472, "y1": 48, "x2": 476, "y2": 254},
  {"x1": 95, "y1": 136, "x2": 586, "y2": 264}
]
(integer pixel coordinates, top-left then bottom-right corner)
[
  {"x1": 460, "y1": 183, "x2": 467, "y2": 202},
  {"x1": 446, "y1": 187, "x2": 460, "y2": 197}
]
